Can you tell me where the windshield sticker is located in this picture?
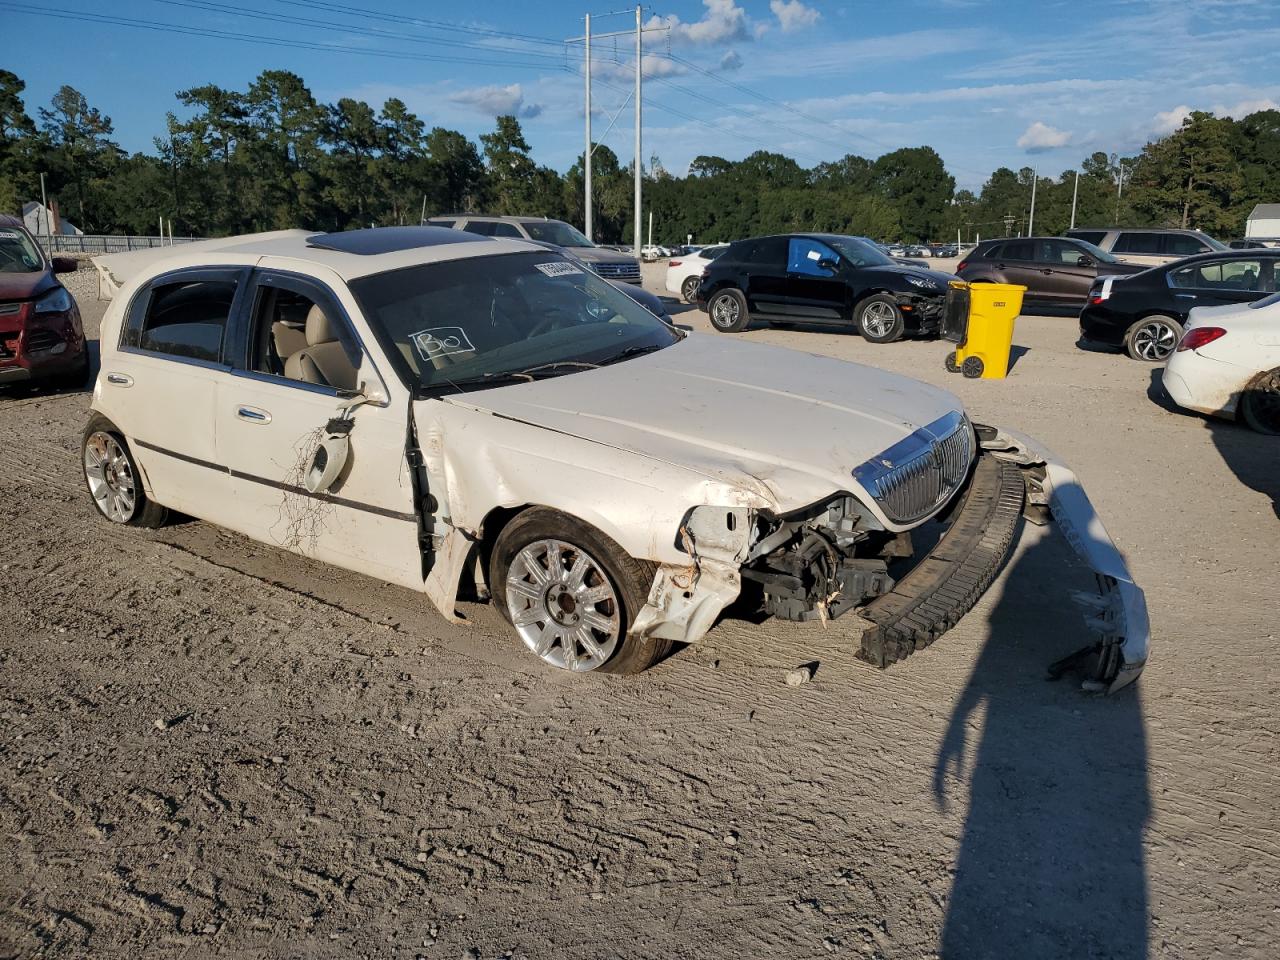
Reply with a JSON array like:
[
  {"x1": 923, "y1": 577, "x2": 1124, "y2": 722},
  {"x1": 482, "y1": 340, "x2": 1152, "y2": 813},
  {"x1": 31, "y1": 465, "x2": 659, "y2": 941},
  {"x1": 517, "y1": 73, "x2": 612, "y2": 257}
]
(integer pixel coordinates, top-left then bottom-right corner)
[
  {"x1": 410, "y1": 326, "x2": 476, "y2": 362},
  {"x1": 533, "y1": 261, "x2": 583, "y2": 278}
]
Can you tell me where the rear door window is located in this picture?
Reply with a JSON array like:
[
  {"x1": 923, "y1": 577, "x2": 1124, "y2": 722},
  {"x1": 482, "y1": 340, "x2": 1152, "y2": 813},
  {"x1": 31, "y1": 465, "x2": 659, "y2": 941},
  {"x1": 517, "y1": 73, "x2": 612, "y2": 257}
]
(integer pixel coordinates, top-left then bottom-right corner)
[
  {"x1": 1001, "y1": 240, "x2": 1033, "y2": 261},
  {"x1": 1113, "y1": 232, "x2": 1163, "y2": 254},
  {"x1": 465, "y1": 221, "x2": 522, "y2": 238},
  {"x1": 1169, "y1": 260, "x2": 1264, "y2": 290},
  {"x1": 739, "y1": 237, "x2": 788, "y2": 269},
  {"x1": 124, "y1": 278, "x2": 238, "y2": 363}
]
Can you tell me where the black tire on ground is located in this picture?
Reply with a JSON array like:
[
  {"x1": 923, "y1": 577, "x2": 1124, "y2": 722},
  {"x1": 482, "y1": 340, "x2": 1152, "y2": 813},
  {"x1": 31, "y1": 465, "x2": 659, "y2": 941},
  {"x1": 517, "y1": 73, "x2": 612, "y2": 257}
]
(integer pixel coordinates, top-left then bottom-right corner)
[
  {"x1": 855, "y1": 294, "x2": 906, "y2": 343},
  {"x1": 489, "y1": 507, "x2": 670, "y2": 675},
  {"x1": 707, "y1": 288, "x2": 750, "y2": 333},
  {"x1": 680, "y1": 276, "x2": 700, "y2": 303},
  {"x1": 1239, "y1": 368, "x2": 1280, "y2": 435},
  {"x1": 1125, "y1": 315, "x2": 1183, "y2": 362},
  {"x1": 945, "y1": 350, "x2": 961, "y2": 373},
  {"x1": 962, "y1": 356, "x2": 985, "y2": 378},
  {"x1": 80, "y1": 413, "x2": 169, "y2": 528}
]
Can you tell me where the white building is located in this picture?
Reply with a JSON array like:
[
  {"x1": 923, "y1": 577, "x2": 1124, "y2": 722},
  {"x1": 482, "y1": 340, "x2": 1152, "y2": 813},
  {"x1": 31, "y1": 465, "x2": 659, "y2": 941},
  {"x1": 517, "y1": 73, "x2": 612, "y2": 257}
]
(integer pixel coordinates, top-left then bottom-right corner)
[
  {"x1": 22, "y1": 201, "x2": 82, "y2": 237},
  {"x1": 1244, "y1": 203, "x2": 1280, "y2": 239}
]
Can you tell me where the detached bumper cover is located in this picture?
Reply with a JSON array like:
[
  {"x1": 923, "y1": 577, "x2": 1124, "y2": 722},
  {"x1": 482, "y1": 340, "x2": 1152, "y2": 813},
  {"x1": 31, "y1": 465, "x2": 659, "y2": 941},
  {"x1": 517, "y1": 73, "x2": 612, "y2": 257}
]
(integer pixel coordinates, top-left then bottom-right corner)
[{"x1": 856, "y1": 429, "x2": 1149, "y2": 693}]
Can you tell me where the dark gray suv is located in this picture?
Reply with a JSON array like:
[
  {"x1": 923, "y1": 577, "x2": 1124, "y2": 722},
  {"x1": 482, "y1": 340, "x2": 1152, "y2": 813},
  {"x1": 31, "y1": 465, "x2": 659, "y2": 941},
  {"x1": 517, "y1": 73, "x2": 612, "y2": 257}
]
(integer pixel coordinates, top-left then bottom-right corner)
[{"x1": 427, "y1": 215, "x2": 641, "y2": 284}]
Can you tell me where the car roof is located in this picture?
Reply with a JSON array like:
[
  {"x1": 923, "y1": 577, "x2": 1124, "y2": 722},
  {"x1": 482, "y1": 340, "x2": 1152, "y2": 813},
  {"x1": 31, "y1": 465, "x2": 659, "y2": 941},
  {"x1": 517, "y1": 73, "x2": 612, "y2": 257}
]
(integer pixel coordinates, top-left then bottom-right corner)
[
  {"x1": 1069, "y1": 226, "x2": 1212, "y2": 235},
  {"x1": 91, "y1": 227, "x2": 547, "y2": 290},
  {"x1": 0, "y1": 213, "x2": 24, "y2": 229},
  {"x1": 434, "y1": 215, "x2": 560, "y2": 224}
]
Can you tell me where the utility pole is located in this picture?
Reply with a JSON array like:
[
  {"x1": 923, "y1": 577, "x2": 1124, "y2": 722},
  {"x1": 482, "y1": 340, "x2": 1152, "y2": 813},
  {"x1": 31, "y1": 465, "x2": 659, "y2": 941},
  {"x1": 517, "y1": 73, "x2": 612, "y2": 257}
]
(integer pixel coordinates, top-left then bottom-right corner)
[
  {"x1": 1028, "y1": 168, "x2": 1037, "y2": 237},
  {"x1": 633, "y1": 3, "x2": 642, "y2": 260},
  {"x1": 1115, "y1": 164, "x2": 1126, "y2": 223},
  {"x1": 39, "y1": 172, "x2": 50, "y2": 250},
  {"x1": 583, "y1": 13, "x2": 592, "y2": 241},
  {"x1": 1070, "y1": 170, "x2": 1080, "y2": 229}
]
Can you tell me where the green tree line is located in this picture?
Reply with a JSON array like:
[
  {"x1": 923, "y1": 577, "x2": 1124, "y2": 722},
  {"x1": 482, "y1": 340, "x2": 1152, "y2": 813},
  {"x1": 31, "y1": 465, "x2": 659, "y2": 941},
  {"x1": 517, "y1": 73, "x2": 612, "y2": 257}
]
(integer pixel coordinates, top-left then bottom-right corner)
[{"x1": 1, "y1": 68, "x2": 1275, "y2": 244}]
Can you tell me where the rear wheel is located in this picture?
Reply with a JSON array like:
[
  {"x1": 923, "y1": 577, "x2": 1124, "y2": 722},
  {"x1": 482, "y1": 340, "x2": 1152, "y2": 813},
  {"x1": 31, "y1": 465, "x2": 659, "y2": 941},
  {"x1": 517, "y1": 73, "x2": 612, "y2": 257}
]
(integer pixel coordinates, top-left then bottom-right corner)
[
  {"x1": 707, "y1": 288, "x2": 750, "y2": 333},
  {"x1": 962, "y1": 356, "x2": 985, "y2": 379},
  {"x1": 1125, "y1": 316, "x2": 1183, "y2": 362},
  {"x1": 1240, "y1": 368, "x2": 1280, "y2": 435},
  {"x1": 81, "y1": 415, "x2": 168, "y2": 528},
  {"x1": 680, "y1": 276, "x2": 700, "y2": 303},
  {"x1": 856, "y1": 294, "x2": 905, "y2": 343},
  {"x1": 945, "y1": 350, "x2": 961, "y2": 373},
  {"x1": 490, "y1": 508, "x2": 669, "y2": 675}
]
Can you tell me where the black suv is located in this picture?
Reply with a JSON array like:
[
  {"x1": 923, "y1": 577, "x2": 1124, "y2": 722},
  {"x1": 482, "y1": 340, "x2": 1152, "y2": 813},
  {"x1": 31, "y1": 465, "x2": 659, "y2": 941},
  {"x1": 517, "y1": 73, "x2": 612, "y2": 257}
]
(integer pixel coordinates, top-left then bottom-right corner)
[{"x1": 695, "y1": 233, "x2": 962, "y2": 342}]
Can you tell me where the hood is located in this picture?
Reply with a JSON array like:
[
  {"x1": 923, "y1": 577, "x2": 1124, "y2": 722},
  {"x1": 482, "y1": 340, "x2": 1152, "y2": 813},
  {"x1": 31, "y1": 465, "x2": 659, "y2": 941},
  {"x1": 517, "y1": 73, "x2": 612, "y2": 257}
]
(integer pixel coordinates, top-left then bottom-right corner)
[
  {"x1": 570, "y1": 247, "x2": 638, "y2": 265},
  {"x1": 871, "y1": 264, "x2": 958, "y2": 286},
  {"x1": 0, "y1": 269, "x2": 56, "y2": 302},
  {"x1": 440, "y1": 334, "x2": 962, "y2": 515}
]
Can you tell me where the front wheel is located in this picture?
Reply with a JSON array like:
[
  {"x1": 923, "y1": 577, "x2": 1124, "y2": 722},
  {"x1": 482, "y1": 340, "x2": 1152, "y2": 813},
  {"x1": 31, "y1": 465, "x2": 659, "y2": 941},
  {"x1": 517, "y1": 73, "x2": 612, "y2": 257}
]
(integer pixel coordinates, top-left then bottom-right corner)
[
  {"x1": 81, "y1": 415, "x2": 168, "y2": 528},
  {"x1": 856, "y1": 294, "x2": 906, "y2": 343},
  {"x1": 490, "y1": 508, "x2": 670, "y2": 675},
  {"x1": 1125, "y1": 316, "x2": 1183, "y2": 362},
  {"x1": 680, "y1": 276, "x2": 700, "y2": 303},
  {"x1": 707, "y1": 289, "x2": 750, "y2": 333},
  {"x1": 1240, "y1": 368, "x2": 1280, "y2": 435}
]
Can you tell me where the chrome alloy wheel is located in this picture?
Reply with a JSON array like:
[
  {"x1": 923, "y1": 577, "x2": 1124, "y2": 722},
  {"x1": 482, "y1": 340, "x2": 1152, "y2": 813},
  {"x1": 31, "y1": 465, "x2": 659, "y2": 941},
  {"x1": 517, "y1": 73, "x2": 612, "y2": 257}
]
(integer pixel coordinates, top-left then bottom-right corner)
[
  {"x1": 681, "y1": 276, "x2": 700, "y2": 302},
  {"x1": 505, "y1": 539, "x2": 621, "y2": 671},
  {"x1": 861, "y1": 300, "x2": 898, "y2": 338},
  {"x1": 84, "y1": 431, "x2": 137, "y2": 523},
  {"x1": 1132, "y1": 320, "x2": 1178, "y2": 361},
  {"x1": 710, "y1": 293, "x2": 740, "y2": 328}
]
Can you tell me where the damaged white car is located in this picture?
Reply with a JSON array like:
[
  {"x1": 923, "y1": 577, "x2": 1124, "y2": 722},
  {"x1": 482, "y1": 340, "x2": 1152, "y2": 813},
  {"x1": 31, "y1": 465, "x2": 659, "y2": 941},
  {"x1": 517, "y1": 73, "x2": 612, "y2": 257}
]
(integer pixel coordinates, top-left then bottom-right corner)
[{"x1": 85, "y1": 227, "x2": 1148, "y2": 690}]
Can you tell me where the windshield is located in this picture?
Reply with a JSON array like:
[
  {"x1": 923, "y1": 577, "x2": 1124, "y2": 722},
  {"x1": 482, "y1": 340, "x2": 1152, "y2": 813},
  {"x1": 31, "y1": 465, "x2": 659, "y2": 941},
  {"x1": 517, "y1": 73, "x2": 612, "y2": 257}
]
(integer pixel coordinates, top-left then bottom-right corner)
[
  {"x1": 825, "y1": 235, "x2": 894, "y2": 268},
  {"x1": 523, "y1": 220, "x2": 594, "y2": 248},
  {"x1": 1076, "y1": 239, "x2": 1121, "y2": 263},
  {"x1": 0, "y1": 226, "x2": 45, "y2": 274},
  {"x1": 350, "y1": 252, "x2": 681, "y2": 395}
]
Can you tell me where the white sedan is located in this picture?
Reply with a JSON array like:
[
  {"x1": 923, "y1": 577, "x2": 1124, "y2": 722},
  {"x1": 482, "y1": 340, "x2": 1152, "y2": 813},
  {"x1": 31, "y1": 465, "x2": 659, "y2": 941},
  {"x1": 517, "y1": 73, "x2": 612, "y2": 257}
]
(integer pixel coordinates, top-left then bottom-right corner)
[
  {"x1": 664, "y1": 244, "x2": 728, "y2": 302},
  {"x1": 85, "y1": 227, "x2": 1147, "y2": 689},
  {"x1": 1163, "y1": 292, "x2": 1280, "y2": 434}
]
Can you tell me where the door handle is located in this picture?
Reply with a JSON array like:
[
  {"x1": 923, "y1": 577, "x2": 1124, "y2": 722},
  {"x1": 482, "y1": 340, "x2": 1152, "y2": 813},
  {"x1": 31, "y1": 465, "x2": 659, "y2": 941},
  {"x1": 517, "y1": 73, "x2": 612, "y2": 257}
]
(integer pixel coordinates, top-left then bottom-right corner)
[
  {"x1": 236, "y1": 405, "x2": 272, "y2": 424},
  {"x1": 1040, "y1": 269, "x2": 1053, "y2": 275},
  {"x1": 105, "y1": 372, "x2": 133, "y2": 387},
  {"x1": 995, "y1": 263, "x2": 1006, "y2": 269},
  {"x1": 1174, "y1": 293, "x2": 1197, "y2": 299}
]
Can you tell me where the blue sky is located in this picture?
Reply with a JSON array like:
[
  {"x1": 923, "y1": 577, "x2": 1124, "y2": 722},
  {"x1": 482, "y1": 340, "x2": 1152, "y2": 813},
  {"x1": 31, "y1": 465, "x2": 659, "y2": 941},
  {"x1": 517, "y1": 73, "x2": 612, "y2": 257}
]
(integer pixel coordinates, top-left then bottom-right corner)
[{"x1": 6, "y1": 0, "x2": 1279, "y2": 189}]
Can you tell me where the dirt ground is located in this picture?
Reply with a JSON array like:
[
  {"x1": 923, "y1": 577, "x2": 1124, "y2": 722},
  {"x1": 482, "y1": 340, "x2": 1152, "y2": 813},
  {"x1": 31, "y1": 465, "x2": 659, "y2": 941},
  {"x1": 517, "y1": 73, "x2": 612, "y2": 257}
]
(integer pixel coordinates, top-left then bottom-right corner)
[{"x1": 2, "y1": 261, "x2": 1278, "y2": 959}]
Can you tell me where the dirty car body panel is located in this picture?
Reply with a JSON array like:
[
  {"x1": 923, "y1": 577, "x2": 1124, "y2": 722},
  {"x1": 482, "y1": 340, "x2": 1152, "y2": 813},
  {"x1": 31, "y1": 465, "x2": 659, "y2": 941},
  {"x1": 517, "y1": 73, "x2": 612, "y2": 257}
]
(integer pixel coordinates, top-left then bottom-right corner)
[{"x1": 88, "y1": 228, "x2": 1147, "y2": 690}]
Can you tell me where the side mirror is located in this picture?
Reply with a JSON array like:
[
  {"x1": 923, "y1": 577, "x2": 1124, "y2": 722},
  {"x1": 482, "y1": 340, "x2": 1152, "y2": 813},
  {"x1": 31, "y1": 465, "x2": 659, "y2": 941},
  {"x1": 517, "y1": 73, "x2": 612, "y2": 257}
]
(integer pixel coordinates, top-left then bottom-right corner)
[
  {"x1": 52, "y1": 256, "x2": 78, "y2": 274},
  {"x1": 304, "y1": 432, "x2": 349, "y2": 494},
  {"x1": 1076, "y1": 255, "x2": 1093, "y2": 266}
]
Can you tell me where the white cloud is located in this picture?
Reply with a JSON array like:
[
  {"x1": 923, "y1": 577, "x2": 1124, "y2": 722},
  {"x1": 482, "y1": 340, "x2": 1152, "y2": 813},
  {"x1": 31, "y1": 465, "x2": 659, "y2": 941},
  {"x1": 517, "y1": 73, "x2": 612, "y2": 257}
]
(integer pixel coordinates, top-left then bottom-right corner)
[
  {"x1": 450, "y1": 83, "x2": 542, "y2": 119},
  {"x1": 1016, "y1": 121, "x2": 1072, "y2": 152},
  {"x1": 646, "y1": 0, "x2": 752, "y2": 45},
  {"x1": 1152, "y1": 104, "x2": 1192, "y2": 136},
  {"x1": 718, "y1": 50, "x2": 743, "y2": 72},
  {"x1": 1213, "y1": 97, "x2": 1279, "y2": 118},
  {"x1": 770, "y1": 0, "x2": 820, "y2": 32},
  {"x1": 595, "y1": 54, "x2": 686, "y2": 84}
]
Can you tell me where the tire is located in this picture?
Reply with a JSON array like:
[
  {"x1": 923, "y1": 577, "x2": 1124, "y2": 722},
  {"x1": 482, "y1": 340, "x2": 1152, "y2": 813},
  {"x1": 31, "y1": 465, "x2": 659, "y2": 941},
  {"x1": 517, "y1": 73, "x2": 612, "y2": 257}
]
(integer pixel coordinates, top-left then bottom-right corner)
[
  {"x1": 1125, "y1": 315, "x2": 1183, "y2": 362},
  {"x1": 855, "y1": 294, "x2": 906, "y2": 343},
  {"x1": 489, "y1": 507, "x2": 670, "y2": 675},
  {"x1": 945, "y1": 350, "x2": 961, "y2": 373},
  {"x1": 81, "y1": 414, "x2": 168, "y2": 528},
  {"x1": 680, "y1": 276, "x2": 700, "y2": 303},
  {"x1": 962, "y1": 356, "x2": 985, "y2": 379},
  {"x1": 707, "y1": 288, "x2": 750, "y2": 333},
  {"x1": 1240, "y1": 368, "x2": 1280, "y2": 435}
]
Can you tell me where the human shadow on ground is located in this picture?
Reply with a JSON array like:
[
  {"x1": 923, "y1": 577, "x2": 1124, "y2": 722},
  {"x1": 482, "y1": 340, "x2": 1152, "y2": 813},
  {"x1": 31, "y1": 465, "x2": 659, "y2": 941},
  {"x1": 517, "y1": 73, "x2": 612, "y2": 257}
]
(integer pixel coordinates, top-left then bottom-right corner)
[
  {"x1": 934, "y1": 518, "x2": 1150, "y2": 959},
  {"x1": 1146, "y1": 368, "x2": 1280, "y2": 519}
]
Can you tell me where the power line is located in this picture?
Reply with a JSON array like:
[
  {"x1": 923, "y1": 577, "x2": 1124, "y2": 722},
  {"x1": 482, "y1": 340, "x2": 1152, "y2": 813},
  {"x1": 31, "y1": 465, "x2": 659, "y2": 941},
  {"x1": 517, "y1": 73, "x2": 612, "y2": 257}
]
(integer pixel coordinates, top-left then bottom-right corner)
[
  {"x1": 0, "y1": 3, "x2": 569, "y2": 70},
  {"x1": 264, "y1": 0, "x2": 567, "y2": 47}
]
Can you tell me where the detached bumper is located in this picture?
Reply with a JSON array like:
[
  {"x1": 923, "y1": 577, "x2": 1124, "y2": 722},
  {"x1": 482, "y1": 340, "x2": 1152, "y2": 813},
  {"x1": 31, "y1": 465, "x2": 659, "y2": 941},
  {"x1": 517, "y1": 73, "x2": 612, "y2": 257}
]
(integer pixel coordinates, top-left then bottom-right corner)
[{"x1": 857, "y1": 429, "x2": 1148, "y2": 693}]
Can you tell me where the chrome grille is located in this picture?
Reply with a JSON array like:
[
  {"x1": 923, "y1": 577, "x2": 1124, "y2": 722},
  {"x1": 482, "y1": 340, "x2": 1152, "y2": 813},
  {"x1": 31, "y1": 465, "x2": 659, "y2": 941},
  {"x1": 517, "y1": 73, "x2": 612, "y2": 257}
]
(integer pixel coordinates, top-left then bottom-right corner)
[
  {"x1": 591, "y1": 260, "x2": 641, "y2": 281},
  {"x1": 853, "y1": 412, "x2": 974, "y2": 524}
]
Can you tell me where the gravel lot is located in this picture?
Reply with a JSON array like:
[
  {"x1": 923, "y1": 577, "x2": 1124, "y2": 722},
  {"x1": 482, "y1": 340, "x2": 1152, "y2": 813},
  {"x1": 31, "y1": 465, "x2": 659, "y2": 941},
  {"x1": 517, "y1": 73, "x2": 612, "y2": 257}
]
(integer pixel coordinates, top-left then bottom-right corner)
[{"x1": 1, "y1": 260, "x2": 1277, "y2": 959}]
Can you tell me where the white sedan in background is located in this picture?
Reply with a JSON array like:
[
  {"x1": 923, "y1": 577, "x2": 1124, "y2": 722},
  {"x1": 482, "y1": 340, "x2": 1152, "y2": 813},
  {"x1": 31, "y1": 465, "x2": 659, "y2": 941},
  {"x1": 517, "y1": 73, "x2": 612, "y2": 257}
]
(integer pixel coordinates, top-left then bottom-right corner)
[
  {"x1": 665, "y1": 243, "x2": 728, "y2": 302},
  {"x1": 1163, "y1": 291, "x2": 1280, "y2": 433}
]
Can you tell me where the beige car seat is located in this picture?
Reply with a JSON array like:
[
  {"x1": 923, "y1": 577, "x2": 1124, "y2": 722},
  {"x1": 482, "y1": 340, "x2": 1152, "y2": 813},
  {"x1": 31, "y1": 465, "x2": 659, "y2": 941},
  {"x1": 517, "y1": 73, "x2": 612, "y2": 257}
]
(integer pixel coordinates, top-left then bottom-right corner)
[
  {"x1": 283, "y1": 304, "x2": 358, "y2": 390},
  {"x1": 271, "y1": 299, "x2": 310, "y2": 361}
]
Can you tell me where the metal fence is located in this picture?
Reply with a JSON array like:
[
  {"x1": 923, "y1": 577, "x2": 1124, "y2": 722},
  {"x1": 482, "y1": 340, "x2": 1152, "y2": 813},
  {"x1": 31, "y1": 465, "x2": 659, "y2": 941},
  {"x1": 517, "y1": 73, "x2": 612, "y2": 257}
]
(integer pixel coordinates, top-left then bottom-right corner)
[{"x1": 36, "y1": 234, "x2": 203, "y2": 255}]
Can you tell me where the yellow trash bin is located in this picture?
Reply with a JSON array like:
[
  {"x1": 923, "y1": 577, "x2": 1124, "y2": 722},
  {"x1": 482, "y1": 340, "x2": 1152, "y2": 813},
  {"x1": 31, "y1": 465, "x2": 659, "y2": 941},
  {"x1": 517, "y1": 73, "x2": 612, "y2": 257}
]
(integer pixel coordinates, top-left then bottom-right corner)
[{"x1": 946, "y1": 283, "x2": 1025, "y2": 379}]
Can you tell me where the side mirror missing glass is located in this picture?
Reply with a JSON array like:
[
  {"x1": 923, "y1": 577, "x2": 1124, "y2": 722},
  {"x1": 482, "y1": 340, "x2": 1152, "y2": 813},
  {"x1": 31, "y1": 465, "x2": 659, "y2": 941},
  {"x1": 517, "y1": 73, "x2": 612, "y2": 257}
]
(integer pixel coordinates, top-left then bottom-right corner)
[
  {"x1": 52, "y1": 256, "x2": 78, "y2": 274},
  {"x1": 1076, "y1": 255, "x2": 1094, "y2": 267}
]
